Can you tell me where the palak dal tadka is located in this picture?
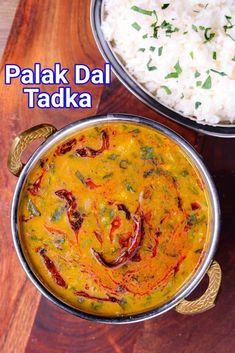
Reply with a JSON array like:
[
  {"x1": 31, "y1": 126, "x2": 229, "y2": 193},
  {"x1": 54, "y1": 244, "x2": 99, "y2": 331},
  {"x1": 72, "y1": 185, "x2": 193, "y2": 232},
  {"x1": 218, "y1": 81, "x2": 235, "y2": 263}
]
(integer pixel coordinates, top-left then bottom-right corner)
[{"x1": 19, "y1": 123, "x2": 210, "y2": 316}]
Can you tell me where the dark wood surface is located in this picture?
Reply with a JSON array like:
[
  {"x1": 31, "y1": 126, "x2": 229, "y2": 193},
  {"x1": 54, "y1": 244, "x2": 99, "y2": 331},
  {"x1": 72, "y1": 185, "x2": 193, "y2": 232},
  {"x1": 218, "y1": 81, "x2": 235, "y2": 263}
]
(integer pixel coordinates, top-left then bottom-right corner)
[
  {"x1": 0, "y1": 0, "x2": 19, "y2": 58},
  {"x1": 0, "y1": 1, "x2": 235, "y2": 352}
]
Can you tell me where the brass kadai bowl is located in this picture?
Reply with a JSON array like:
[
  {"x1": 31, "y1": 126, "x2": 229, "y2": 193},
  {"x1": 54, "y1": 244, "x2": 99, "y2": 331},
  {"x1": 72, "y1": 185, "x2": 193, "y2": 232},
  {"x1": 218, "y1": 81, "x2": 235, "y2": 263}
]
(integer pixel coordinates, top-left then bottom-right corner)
[{"x1": 8, "y1": 114, "x2": 221, "y2": 323}]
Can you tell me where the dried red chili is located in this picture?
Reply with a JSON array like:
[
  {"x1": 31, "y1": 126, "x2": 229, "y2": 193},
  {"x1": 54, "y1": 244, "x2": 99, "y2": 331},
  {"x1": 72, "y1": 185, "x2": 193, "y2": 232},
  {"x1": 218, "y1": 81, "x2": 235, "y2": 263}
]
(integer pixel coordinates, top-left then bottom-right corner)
[
  {"x1": 155, "y1": 227, "x2": 162, "y2": 237},
  {"x1": 55, "y1": 189, "x2": 76, "y2": 207},
  {"x1": 117, "y1": 204, "x2": 131, "y2": 220},
  {"x1": 28, "y1": 172, "x2": 44, "y2": 196},
  {"x1": 93, "y1": 230, "x2": 103, "y2": 244},
  {"x1": 131, "y1": 253, "x2": 141, "y2": 262},
  {"x1": 55, "y1": 189, "x2": 84, "y2": 241},
  {"x1": 109, "y1": 216, "x2": 121, "y2": 242},
  {"x1": 143, "y1": 185, "x2": 154, "y2": 199},
  {"x1": 173, "y1": 255, "x2": 186, "y2": 275},
  {"x1": 76, "y1": 130, "x2": 109, "y2": 158},
  {"x1": 151, "y1": 239, "x2": 159, "y2": 258},
  {"x1": 191, "y1": 202, "x2": 201, "y2": 210},
  {"x1": 55, "y1": 138, "x2": 77, "y2": 155},
  {"x1": 92, "y1": 213, "x2": 143, "y2": 269},
  {"x1": 74, "y1": 290, "x2": 120, "y2": 304},
  {"x1": 21, "y1": 215, "x2": 34, "y2": 222},
  {"x1": 85, "y1": 178, "x2": 101, "y2": 189},
  {"x1": 39, "y1": 158, "x2": 48, "y2": 169},
  {"x1": 143, "y1": 211, "x2": 152, "y2": 226},
  {"x1": 37, "y1": 247, "x2": 67, "y2": 288},
  {"x1": 177, "y1": 196, "x2": 183, "y2": 211},
  {"x1": 119, "y1": 231, "x2": 132, "y2": 248}
]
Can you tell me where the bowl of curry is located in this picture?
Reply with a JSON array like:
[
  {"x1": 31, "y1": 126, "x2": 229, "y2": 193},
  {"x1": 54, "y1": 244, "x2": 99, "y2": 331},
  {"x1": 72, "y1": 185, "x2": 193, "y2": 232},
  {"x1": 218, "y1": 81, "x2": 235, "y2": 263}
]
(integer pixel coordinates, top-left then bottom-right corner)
[{"x1": 8, "y1": 114, "x2": 221, "y2": 323}]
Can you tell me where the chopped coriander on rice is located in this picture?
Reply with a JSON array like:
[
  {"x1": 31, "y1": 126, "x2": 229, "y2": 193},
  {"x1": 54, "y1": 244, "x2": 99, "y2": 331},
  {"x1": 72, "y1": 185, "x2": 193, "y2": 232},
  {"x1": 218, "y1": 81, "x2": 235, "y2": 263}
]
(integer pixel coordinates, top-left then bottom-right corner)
[
  {"x1": 202, "y1": 75, "x2": 212, "y2": 89},
  {"x1": 162, "y1": 4, "x2": 170, "y2": 10},
  {"x1": 131, "y1": 6, "x2": 153, "y2": 16},
  {"x1": 132, "y1": 22, "x2": 141, "y2": 31},
  {"x1": 147, "y1": 59, "x2": 157, "y2": 71},
  {"x1": 195, "y1": 101, "x2": 202, "y2": 109},
  {"x1": 160, "y1": 85, "x2": 172, "y2": 94},
  {"x1": 103, "y1": 0, "x2": 235, "y2": 124}
]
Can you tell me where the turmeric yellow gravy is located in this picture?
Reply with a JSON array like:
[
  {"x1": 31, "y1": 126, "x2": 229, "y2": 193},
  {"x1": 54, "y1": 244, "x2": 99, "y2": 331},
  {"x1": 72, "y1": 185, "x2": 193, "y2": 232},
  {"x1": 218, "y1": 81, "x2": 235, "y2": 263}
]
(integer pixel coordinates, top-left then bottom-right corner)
[{"x1": 19, "y1": 123, "x2": 211, "y2": 316}]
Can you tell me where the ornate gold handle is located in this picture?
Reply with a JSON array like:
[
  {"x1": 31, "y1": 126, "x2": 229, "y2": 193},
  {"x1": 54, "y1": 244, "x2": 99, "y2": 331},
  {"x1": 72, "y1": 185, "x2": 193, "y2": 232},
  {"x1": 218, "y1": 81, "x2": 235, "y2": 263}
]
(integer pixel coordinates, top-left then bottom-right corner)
[
  {"x1": 176, "y1": 261, "x2": 222, "y2": 315},
  {"x1": 8, "y1": 124, "x2": 57, "y2": 176}
]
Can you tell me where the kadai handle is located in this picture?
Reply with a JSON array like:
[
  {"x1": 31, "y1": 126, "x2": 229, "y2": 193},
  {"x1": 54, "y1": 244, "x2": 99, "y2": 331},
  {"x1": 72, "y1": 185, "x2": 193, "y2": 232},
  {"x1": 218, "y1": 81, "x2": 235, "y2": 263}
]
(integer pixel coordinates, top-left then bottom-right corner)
[
  {"x1": 8, "y1": 124, "x2": 57, "y2": 176},
  {"x1": 176, "y1": 261, "x2": 222, "y2": 315}
]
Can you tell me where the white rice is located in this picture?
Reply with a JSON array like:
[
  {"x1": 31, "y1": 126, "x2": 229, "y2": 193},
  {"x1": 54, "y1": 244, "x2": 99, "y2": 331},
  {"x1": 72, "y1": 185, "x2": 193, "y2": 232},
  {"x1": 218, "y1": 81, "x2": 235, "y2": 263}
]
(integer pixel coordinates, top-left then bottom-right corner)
[{"x1": 102, "y1": 0, "x2": 235, "y2": 124}]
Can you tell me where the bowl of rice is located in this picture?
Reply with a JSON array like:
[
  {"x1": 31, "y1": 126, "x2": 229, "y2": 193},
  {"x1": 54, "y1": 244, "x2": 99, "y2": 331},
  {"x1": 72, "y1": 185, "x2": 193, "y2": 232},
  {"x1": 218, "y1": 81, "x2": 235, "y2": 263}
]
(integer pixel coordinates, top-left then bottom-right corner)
[{"x1": 91, "y1": 0, "x2": 235, "y2": 137}]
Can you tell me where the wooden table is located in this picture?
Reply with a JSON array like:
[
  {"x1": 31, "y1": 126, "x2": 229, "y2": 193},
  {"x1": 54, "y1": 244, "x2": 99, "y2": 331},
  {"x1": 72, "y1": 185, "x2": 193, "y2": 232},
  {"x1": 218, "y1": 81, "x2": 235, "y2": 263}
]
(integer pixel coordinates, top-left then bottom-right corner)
[
  {"x1": 0, "y1": 1, "x2": 235, "y2": 352},
  {"x1": 0, "y1": 0, "x2": 19, "y2": 58}
]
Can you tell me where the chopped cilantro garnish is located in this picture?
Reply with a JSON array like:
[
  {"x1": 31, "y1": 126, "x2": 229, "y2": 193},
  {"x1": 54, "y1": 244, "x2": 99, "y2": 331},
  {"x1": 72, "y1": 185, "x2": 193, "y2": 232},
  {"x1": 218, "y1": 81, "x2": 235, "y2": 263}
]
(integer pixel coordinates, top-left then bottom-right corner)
[
  {"x1": 141, "y1": 146, "x2": 155, "y2": 160},
  {"x1": 152, "y1": 9, "x2": 158, "y2": 20},
  {"x1": 151, "y1": 22, "x2": 160, "y2": 38},
  {"x1": 174, "y1": 61, "x2": 182, "y2": 74},
  {"x1": 160, "y1": 85, "x2": 172, "y2": 95},
  {"x1": 190, "y1": 51, "x2": 194, "y2": 59},
  {"x1": 151, "y1": 11, "x2": 160, "y2": 38},
  {"x1": 129, "y1": 128, "x2": 140, "y2": 134},
  {"x1": 232, "y1": 55, "x2": 235, "y2": 61},
  {"x1": 143, "y1": 169, "x2": 155, "y2": 177},
  {"x1": 165, "y1": 60, "x2": 182, "y2": 79},
  {"x1": 75, "y1": 170, "x2": 86, "y2": 185},
  {"x1": 147, "y1": 58, "x2": 157, "y2": 71},
  {"x1": 161, "y1": 20, "x2": 179, "y2": 34},
  {"x1": 126, "y1": 182, "x2": 135, "y2": 192},
  {"x1": 28, "y1": 199, "x2": 41, "y2": 217},
  {"x1": 119, "y1": 160, "x2": 129, "y2": 169},
  {"x1": 165, "y1": 72, "x2": 178, "y2": 79},
  {"x1": 224, "y1": 15, "x2": 235, "y2": 41},
  {"x1": 108, "y1": 154, "x2": 119, "y2": 160},
  {"x1": 195, "y1": 101, "x2": 202, "y2": 109},
  {"x1": 196, "y1": 81, "x2": 202, "y2": 87},
  {"x1": 138, "y1": 48, "x2": 146, "y2": 52},
  {"x1": 150, "y1": 46, "x2": 156, "y2": 52},
  {"x1": 103, "y1": 172, "x2": 113, "y2": 179},
  {"x1": 143, "y1": 34, "x2": 148, "y2": 39},
  {"x1": 204, "y1": 27, "x2": 215, "y2": 43},
  {"x1": 181, "y1": 170, "x2": 189, "y2": 177},
  {"x1": 224, "y1": 15, "x2": 233, "y2": 32},
  {"x1": 162, "y1": 3, "x2": 170, "y2": 10},
  {"x1": 202, "y1": 75, "x2": 212, "y2": 89},
  {"x1": 187, "y1": 214, "x2": 205, "y2": 225},
  {"x1": 131, "y1": 5, "x2": 153, "y2": 16},
  {"x1": 210, "y1": 69, "x2": 227, "y2": 76},
  {"x1": 192, "y1": 24, "x2": 198, "y2": 32},
  {"x1": 194, "y1": 70, "x2": 201, "y2": 78},
  {"x1": 132, "y1": 22, "x2": 141, "y2": 31},
  {"x1": 51, "y1": 206, "x2": 65, "y2": 221},
  {"x1": 158, "y1": 46, "x2": 163, "y2": 56},
  {"x1": 213, "y1": 51, "x2": 217, "y2": 60}
]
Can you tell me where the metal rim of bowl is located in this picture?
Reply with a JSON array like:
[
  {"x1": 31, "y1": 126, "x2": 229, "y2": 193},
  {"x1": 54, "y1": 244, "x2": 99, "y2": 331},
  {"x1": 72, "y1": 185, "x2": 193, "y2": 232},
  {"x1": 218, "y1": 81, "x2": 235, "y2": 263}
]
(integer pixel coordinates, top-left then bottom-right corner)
[
  {"x1": 11, "y1": 114, "x2": 220, "y2": 324},
  {"x1": 90, "y1": 0, "x2": 235, "y2": 138}
]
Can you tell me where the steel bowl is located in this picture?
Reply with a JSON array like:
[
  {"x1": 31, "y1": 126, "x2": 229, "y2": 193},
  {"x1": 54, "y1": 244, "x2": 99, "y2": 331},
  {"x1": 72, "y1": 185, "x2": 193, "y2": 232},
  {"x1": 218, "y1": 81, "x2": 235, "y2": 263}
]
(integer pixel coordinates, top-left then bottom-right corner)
[
  {"x1": 8, "y1": 114, "x2": 221, "y2": 323},
  {"x1": 90, "y1": 0, "x2": 235, "y2": 138}
]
